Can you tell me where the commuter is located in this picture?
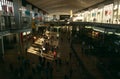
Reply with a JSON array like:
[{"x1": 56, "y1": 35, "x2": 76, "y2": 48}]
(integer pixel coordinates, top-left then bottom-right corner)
[
  {"x1": 25, "y1": 48, "x2": 27, "y2": 55},
  {"x1": 66, "y1": 57, "x2": 69, "y2": 65},
  {"x1": 26, "y1": 59, "x2": 30, "y2": 68},
  {"x1": 67, "y1": 36, "x2": 70, "y2": 42},
  {"x1": 53, "y1": 51, "x2": 57, "y2": 59},
  {"x1": 37, "y1": 63, "x2": 42, "y2": 75},
  {"x1": 69, "y1": 52, "x2": 72, "y2": 60},
  {"x1": 14, "y1": 68, "x2": 18, "y2": 76},
  {"x1": 45, "y1": 67, "x2": 49, "y2": 79},
  {"x1": 32, "y1": 62, "x2": 36, "y2": 74},
  {"x1": 38, "y1": 56, "x2": 42, "y2": 64},
  {"x1": 69, "y1": 68, "x2": 73, "y2": 78},
  {"x1": 19, "y1": 66, "x2": 24, "y2": 77},
  {"x1": 9, "y1": 63, "x2": 13, "y2": 72},
  {"x1": 32, "y1": 19, "x2": 36, "y2": 35},
  {"x1": 17, "y1": 54, "x2": 21, "y2": 63},
  {"x1": 22, "y1": 59, "x2": 27, "y2": 69},
  {"x1": 61, "y1": 37, "x2": 63, "y2": 42},
  {"x1": 46, "y1": 62, "x2": 50, "y2": 68},
  {"x1": 50, "y1": 66, "x2": 53, "y2": 79},
  {"x1": 55, "y1": 58, "x2": 58, "y2": 66},
  {"x1": 0, "y1": 55, "x2": 4, "y2": 64},
  {"x1": 27, "y1": 75, "x2": 33, "y2": 79},
  {"x1": 42, "y1": 57, "x2": 46, "y2": 67},
  {"x1": 58, "y1": 58, "x2": 62, "y2": 67},
  {"x1": 64, "y1": 74, "x2": 69, "y2": 79}
]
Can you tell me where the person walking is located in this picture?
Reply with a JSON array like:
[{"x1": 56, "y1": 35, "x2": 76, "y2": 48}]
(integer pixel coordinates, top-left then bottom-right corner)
[{"x1": 69, "y1": 68, "x2": 73, "y2": 79}]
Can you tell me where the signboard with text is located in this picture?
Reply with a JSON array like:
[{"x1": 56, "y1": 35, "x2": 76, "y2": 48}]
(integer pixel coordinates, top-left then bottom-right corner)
[{"x1": 60, "y1": 15, "x2": 70, "y2": 20}]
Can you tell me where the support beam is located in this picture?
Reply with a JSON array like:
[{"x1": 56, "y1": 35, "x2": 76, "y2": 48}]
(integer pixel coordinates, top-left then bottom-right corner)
[
  {"x1": 13, "y1": 0, "x2": 21, "y2": 29},
  {"x1": 0, "y1": 36, "x2": 4, "y2": 58}
]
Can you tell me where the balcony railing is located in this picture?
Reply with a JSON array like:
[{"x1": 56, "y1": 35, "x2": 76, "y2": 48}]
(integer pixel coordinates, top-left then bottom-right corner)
[
  {"x1": 45, "y1": 21, "x2": 120, "y2": 29},
  {"x1": 0, "y1": 15, "x2": 31, "y2": 33}
]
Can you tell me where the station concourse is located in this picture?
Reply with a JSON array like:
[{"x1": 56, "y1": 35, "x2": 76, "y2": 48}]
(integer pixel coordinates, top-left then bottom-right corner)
[{"x1": 0, "y1": 0, "x2": 120, "y2": 79}]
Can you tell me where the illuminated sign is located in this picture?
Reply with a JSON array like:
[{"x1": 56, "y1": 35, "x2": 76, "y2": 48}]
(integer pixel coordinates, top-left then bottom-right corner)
[{"x1": 60, "y1": 15, "x2": 70, "y2": 20}]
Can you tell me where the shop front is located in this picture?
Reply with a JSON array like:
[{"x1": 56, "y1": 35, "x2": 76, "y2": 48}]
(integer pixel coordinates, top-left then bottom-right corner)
[
  {"x1": 84, "y1": 11, "x2": 91, "y2": 22},
  {"x1": 118, "y1": 0, "x2": 120, "y2": 24},
  {"x1": 91, "y1": 8, "x2": 98, "y2": 22},
  {"x1": 97, "y1": 8, "x2": 103, "y2": 23},
  {"x1": 103, "y1": 4, "x2": 113, "y2": 23}
]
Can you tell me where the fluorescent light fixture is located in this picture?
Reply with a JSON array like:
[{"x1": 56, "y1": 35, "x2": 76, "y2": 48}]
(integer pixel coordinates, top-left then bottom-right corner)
[
  {"x1": 115, "y1": 33, "x2": 120, "y2": 36},
  {"x1": 93, "y1": 28, "x2": 104, "y2": 33},
  {"x1": 108, "y1": 32, "x2": 113, "y2": 34},
  {"x1": 23, "y1": 32, "x2": 26, "y2": 36},
  {"x1": 85, "y1": 26, "x2": 92, "y2": 28}
]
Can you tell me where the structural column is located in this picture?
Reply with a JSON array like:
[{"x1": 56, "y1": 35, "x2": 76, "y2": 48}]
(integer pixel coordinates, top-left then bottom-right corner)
[
  {"x1": 13, "y1": 0, "x2": 23, "y2": 54},
  {"x1": 16, "y1": 33, "x2": 23, "y2": 54},
  {"x1": 13, "y1": 0, "x2": 21, "y2": 29},
  {"x1": 72, "y1": 25, "x2": 77, "y2": 36},
  {"x1": 0, "y1": 36, "x2": 4, "y2": 61}
]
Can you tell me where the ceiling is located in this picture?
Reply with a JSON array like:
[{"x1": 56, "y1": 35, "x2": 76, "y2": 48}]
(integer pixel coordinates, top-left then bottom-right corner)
[{"x1": 27, "y1": 0, "x2": 106, "y2": 14}]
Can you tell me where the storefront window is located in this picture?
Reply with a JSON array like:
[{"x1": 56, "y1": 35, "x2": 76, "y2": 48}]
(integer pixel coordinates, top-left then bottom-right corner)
[
  {"x1": 103, "y1": 4, "x2": 113, "y2": 23},
  {"x1": 91, "y1": 8, "x2": 98, "y2": 22},
  {"x1": 118, "y1": 1, "x2": 120, "y2": 24},
  {"x1": 84, "y1": 11, "x2": 90, "y2": 22},
  {"x1": 80, "y1": 12, "x2": 84, "y2": 22},
  {"x1": 97, "y1": 8, "x2": 103, "y2": 23}
]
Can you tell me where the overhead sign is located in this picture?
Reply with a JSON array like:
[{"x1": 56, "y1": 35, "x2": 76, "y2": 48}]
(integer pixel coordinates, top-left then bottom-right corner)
[{"x1": 60, "y1": 15, "x2": 70, "y2": 20}]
